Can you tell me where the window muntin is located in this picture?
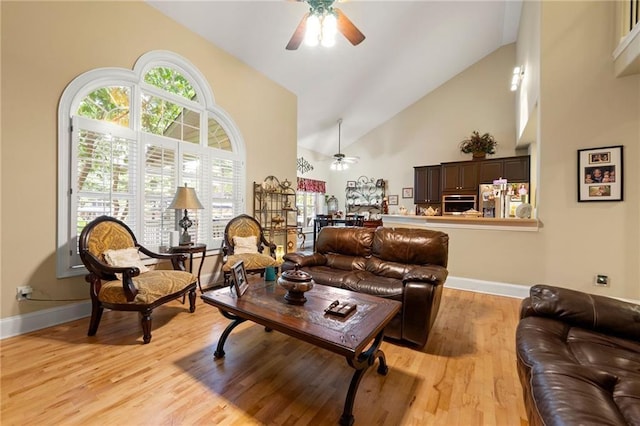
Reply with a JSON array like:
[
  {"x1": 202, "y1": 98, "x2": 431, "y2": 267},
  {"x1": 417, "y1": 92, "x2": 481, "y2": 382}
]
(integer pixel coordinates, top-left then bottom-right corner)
[
  {"x1": 141, "y1": 92, "x2": 200, "y2": 143},
  {"x1": 143, "y1": 66, "x2": 197, "y2": 101},
  {"x1": 208, "y1": 116, "x2": 232, "y2": 151},
  {"x1": 58, "y1": 51, "x2": 245, "y2": 277},
  {"x1": 77, "y1": 86, "x2": 130, "y2": 127}
]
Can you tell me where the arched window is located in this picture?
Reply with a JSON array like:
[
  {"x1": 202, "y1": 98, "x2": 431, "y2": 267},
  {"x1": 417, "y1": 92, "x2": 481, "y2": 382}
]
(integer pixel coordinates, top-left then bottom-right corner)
[{"x1": 57, "y1": 51, "x2": 245, "y2": 277}]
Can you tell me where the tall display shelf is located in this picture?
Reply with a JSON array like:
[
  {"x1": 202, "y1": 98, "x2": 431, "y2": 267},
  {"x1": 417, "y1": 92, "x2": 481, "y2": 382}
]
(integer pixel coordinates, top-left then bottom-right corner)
[{"x1": 253, "y1": 176, "x2": 299, "y2": 252}]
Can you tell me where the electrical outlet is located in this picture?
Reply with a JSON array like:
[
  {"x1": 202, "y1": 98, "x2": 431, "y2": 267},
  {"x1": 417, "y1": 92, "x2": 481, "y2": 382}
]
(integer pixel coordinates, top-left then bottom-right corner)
[
  {"x1": 594, "y1": 275, "x2": 609, "y2": 287},
  {"x1": 16, "y1": 285, "x2": 33, "y2": 301}
]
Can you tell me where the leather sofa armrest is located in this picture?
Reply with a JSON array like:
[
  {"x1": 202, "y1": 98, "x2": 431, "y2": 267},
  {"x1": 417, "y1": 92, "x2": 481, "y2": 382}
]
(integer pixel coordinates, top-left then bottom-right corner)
[
  {"x1": 403, "y1": 265, "x2": 448, "y2": 285},
  {"x1": 282, "y1": 252, "x2": 327, "y2": 268},
  {"x1": 523, "y1": 284, "x2": 640, "y2": 341}
]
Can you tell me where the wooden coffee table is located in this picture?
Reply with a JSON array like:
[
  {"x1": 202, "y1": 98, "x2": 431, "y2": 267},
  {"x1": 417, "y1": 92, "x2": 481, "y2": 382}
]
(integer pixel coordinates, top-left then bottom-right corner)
[{"x1": 201, "y1": 280, "x2": 401, "y2": 426}]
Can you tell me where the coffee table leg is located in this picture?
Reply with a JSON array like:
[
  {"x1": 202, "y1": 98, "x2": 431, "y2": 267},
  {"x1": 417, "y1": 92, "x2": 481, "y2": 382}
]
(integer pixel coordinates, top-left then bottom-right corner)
[
  {"x1": 214, "y1": 310, "x2": 246, "y2": 359},
  {"x1": 340, "y1": 330, "x2": 387, "y2": 426}
]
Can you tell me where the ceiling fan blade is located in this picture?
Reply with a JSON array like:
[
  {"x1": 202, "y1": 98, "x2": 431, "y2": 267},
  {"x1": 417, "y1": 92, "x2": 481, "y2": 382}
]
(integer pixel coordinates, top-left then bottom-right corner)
[
  {"x1": 335, "y1": 8, "x2": 365, "y2": 46},
  {"x1": 342, "y1": 157, "x2": 359, "y2": 163},
  {"x1": 286, "y1": 12, "x2": 309, "y2": 50}
]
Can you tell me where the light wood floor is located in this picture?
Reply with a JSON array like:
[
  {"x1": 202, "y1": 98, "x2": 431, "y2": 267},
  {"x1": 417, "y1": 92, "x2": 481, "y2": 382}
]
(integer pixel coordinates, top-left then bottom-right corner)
[{"x1": 1, "y1": 288, "x2": 528, "y2": 425}]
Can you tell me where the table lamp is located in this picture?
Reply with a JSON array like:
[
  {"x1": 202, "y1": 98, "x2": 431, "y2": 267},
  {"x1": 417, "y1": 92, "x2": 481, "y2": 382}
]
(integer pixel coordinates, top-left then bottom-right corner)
[{"x1": 168, "y1": 184, "x2": 204, "y2": 245}]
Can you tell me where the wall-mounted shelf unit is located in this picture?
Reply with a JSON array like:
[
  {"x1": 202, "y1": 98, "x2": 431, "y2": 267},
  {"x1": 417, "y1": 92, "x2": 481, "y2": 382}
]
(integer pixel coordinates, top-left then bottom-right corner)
[{"x1": 345, "y1": 176, "x2": 385, "y2": 214}]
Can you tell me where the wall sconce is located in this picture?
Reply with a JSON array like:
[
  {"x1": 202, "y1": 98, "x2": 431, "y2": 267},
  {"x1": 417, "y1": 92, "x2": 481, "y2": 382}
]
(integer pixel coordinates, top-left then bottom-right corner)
[{"x1": 511, "y1": 66, "x2": 524, "y2": 91}]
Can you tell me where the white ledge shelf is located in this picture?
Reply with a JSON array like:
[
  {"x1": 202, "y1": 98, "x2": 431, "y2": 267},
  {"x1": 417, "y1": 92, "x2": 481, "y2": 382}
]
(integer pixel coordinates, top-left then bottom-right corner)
[{"x1": 381, "y1": 214, "x2": 539, "y2": 232}]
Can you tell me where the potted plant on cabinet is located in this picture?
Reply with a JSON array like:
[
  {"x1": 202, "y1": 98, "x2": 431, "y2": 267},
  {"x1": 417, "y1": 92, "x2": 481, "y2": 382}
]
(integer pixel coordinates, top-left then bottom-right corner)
[{"x1": 459, "y1": 131, "x2": 497, "y2": 159}]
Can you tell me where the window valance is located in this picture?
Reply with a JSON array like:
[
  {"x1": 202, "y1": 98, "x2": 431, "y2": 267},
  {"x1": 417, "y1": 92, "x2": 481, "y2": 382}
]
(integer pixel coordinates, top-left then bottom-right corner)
[{"x1": 297, "y1": 177, "x2": 325, "y2": 193}]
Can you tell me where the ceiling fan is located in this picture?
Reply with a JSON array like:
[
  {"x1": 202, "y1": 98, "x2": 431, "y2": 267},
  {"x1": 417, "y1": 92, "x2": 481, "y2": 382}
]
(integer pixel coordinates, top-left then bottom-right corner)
[
  {"x1": 286, "y1": 0, "x2": 365, "y2": 50},
  {"x1": 330, "y1": 118, "x2": 359, "y2": 171}
]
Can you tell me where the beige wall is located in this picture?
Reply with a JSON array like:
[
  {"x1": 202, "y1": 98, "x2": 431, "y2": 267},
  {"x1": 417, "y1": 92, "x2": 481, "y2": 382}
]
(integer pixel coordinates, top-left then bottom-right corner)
[
  {"x1": 325, "y1": 44, "x2": 519, "y2": 210},
  {"x1": 325, "y1": 1, "x2": 639, "y2": 299},
  {"x1": 537, "y1": 0, "x2": 639, "y2": 299},
  {"x1": 0, "y1": 1, "x2": 297, "y2": 319}
]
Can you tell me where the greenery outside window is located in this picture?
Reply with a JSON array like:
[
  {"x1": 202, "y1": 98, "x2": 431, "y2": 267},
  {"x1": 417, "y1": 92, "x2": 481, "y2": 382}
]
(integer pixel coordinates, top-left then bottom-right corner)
[{"x1": 57, "y1": 51, "x2": 245, "y2": 277}]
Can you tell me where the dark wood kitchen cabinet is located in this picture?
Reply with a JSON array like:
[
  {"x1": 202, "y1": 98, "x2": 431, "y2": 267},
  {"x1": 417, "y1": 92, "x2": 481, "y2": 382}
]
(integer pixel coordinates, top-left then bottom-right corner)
[
  {"x1": 503, "y1": 156, "x2": 530, "y2": 182},
  {"x1": 441, "y1": 161, "x2": 479, "y2": 193},
  {"x1": 414, "y1": 165, "x2": 441, "y2": 204},
  {"x1": 478, "y1": 159, "x2": 504, "y2": 183},
  {"x1": 478, "y1": 156, "x2": 529, "y2": 183}
]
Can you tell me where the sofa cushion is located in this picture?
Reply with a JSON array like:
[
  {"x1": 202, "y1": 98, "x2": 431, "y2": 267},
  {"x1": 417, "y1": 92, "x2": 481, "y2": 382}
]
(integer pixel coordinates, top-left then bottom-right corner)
[
  {"x1": 325, "y1": 253, "x2": 366, "y2": 271},
  {"x1": 373, "y1": 227, "x2": 448, "y2": 267},
  {"x1": 522, "y1": 284, "x2": 640, "y2": 341},
  {"x1": 300, "y1": 265, "x2": 356, "y2": 288},
  {"x1": 517, "y1": 315, "x2": 640, "y2": 426},
  {"x1": 365, "y1": 256, "x2": 412, "y2": 279},
  {"x1": 316, "y1": 226, "x2": 375, "y2": 257},
  {"x1": 342, "y1": 270, "x2": 404, "y2": 300}
]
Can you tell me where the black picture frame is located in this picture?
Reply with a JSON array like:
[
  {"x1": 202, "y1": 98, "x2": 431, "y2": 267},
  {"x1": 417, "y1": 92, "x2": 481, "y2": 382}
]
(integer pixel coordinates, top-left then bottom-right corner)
[
  {"x1": 346, "y1": 180, "x2": 356, "y2": 188},
  {"x1": 577, "y1": 145, "x2": 623, "y2": 202},
  {"x1": 231, "y1": 260, "x2": 249, "y2": 297}
]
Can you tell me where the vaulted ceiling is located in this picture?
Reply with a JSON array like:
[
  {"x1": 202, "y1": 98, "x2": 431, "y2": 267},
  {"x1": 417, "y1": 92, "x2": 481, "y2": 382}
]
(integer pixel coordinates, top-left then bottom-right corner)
[{"x1": 148, "y1": 0, "x2": 522, "y2": 158}]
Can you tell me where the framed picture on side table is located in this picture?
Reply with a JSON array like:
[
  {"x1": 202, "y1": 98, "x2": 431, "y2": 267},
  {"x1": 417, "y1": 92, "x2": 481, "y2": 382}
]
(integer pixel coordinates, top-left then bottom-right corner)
[
  {"x1": 231, "y1": 260, "x2": 249, "y2": 297},
  {"x1": 577, "y1": 145, "x2": 623, "y2": 202},
  {"x1": 402, "y1": 187, "x2": 413, "y2": 198}
]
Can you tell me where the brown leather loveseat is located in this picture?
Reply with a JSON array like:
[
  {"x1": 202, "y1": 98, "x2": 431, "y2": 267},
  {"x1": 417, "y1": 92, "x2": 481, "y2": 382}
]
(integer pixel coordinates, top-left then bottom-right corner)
[
  {"x1": 516, "y1": 284, "x2": 640, "y2": 426},
  {"x1": 282, "y1": 226, "x2": 449, "y2": 347}
]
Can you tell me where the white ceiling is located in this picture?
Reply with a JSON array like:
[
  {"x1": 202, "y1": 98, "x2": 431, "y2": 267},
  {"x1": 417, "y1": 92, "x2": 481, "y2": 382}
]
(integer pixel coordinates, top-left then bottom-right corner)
[{"x1": 148, "y1": 0, "x2": 522, "y2": 158}]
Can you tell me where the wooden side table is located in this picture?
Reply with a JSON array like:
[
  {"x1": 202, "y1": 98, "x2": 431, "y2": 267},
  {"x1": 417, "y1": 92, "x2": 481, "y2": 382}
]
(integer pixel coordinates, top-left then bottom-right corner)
[{"x1": 169, "y1": 243, "x2": 206, "y2": 292}]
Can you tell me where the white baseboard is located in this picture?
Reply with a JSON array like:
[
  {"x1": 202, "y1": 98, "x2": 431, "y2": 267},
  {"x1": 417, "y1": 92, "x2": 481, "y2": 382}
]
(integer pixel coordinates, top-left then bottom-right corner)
[
  {"x1": 1, "y1": 275, "x2": 525, "y2": 340},
  {"x1": 0, "y1": 271, "x2": 223, "y2": 340},
  {"x1": 445, "y1": 276, "x2": 531, "y2": 299},
  {"x1": 1, "y1": 301, "x2": 92, "y2": 340}
]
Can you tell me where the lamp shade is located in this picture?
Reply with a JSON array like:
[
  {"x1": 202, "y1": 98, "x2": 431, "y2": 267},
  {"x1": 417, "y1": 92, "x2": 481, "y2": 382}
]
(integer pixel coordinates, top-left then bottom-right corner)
[{"x1": 168, "y1": 184, "x2": 204, "y2": 210}]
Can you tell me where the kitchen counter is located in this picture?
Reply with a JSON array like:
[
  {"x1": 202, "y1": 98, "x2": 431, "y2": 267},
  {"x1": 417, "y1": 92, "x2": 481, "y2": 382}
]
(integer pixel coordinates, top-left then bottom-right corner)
[{"x1": 381, "y1": 214, "x2": 539, "y2": 232}]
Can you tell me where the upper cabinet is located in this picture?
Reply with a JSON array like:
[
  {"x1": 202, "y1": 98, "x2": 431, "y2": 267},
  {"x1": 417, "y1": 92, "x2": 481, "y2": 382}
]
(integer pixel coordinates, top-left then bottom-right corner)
[
  {"x1": 414, "y1": 165, "x2": 441, "y2": 204},
  {"x1": 479, "y1": 156, "x2": 530, "y2": 183},
  {"x1": 416, "y1": 155, "x2": 530, "y2": 200},
  {"x1": 441, "y1": 161, "x2": 479, "y2": 193},
  {"x1": 503, "y1": 156, "x2": 530, "y2": 182}
]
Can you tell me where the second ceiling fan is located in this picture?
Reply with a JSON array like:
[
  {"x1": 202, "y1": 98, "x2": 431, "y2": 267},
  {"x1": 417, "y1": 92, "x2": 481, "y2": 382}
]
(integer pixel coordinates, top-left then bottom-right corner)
[
  {"x1": 286, "y1": 0, "x2": 365, "y2": 50},
  {"x1": 330, "y1": 118, "x2": 359, "y2": 171}
]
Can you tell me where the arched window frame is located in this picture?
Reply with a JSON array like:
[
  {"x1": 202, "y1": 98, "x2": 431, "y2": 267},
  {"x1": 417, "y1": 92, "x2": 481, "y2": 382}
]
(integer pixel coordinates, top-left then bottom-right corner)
[{"x1": 57, "y1": 51, "x2": 245, "y2": 278}]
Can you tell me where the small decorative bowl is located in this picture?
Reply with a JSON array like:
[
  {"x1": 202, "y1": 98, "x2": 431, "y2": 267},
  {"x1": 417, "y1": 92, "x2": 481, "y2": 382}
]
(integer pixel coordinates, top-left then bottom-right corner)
[{"x1": 277, "y1": 269, "x2": 314, "y2": 305}]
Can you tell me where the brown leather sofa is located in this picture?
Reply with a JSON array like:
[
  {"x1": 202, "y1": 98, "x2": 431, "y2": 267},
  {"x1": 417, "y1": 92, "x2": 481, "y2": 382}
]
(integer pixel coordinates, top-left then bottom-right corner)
[
  {"x1": 282, "y1": 226, "x2": 449, "y2": 347},
  {"x1": 516, "y1": 284, "x2": 640, "y2": 426}
]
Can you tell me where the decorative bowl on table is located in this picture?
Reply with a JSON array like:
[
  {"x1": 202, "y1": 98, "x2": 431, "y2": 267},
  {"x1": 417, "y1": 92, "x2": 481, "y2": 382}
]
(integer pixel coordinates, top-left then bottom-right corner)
[{"x1": 278, "y1": 269, "x2": 315, "y2": 305}]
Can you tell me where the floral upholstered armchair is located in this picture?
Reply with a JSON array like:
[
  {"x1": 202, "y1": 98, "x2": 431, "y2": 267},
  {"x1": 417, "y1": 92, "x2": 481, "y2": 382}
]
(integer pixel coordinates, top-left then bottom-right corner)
[
  {"x1": 222, "y1": 214, "x2": 278, "y2": 284},
  {"x1": 79, "y1": 216, "x2": 197, "y2": 344}
]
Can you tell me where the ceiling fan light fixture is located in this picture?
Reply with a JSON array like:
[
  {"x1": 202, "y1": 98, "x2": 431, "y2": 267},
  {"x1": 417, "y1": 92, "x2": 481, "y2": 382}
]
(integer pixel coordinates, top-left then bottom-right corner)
[
  {"x1": 304, "y1": 8, "x2": 337, "y2": 48},
  {"x1": 330, "y1": 160, "x2": 349, "y2": 171},
  {"x1": 330, "y1": 118, "x2": 357, "y2": 172},
  {"x1": 321, "y1": 12, "x2": 337, "y2": 47},
  {"x1": 304, "y1": 14, "x2": 321, "y2": 46},
  {"x1": 286, "y1": 1, "x2": 365, "y2": 50}
]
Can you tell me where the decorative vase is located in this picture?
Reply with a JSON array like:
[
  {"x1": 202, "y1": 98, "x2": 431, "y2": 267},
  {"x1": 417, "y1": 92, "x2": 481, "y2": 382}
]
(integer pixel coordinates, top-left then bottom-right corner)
[
  {"x1": 472, "y1": 151, "x2": 487, "y2": 160},
  {"x1": 277, "y1": 269, "x2": 315, "y2": 305}
]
